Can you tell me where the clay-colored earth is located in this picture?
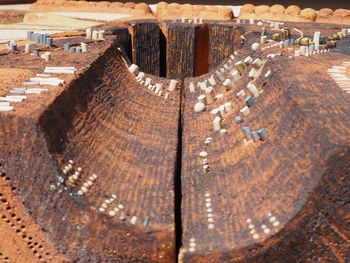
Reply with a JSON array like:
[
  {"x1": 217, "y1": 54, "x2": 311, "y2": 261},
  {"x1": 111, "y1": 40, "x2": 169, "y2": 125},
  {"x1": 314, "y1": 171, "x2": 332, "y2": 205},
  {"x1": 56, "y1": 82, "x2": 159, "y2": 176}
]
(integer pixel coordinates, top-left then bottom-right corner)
[
  {"x1": 316, "y1": 8, "x2": 350, "y2": 24},
  {"x1": 0, "y1": 68, "x2": 34, "y2": 96},
  {"x1": 30, "y1": 0, "x2": 155, "y2": 20},
  {"x1": 0, "y1": 175, "x2": 68, "y2": 262},
  {"x1": 240, "y1": 4, "x2": 255, "y2": 15},
  {"x1": 23, "y1": 12, "x2": 102, "y2": 28},
  {"x1": 238, "y1": 4, "x2": 350, "y2": 24},
  {"x1": 156, "y1": 3, "x2": 233, "y2": 20},
  {"x1": 285, "y1": 5, "x2": 301, "y2": 15},
  {"x1": 318, "y1": 8, "x2": 334, "y2": 18},
  {"x1": 299, "y1": 8, "x2": 317, "y2": 21},
  {"x1": 238, "y1": 4, "x2": 318, "y2": 22},
  {"x1": 0, "y1": 10, "x2": 25, "y2": 24},
  {"x1": 255, "y1": 5, "x2": 270, "y2": 15},
  {"x1": 270, "y1": 4, "x2": 285, "y2": 15}
]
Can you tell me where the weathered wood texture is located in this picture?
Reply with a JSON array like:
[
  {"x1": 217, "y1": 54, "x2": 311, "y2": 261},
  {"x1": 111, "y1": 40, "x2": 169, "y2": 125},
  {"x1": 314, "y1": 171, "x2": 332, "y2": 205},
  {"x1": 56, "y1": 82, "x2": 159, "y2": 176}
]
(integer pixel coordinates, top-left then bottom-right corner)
[
  {"x1": 129, "y1": 20, "x2": 160, "y2": 76},
  {"x1": 208, "y1": 22, "x2": 243, "y2": 70},
  {"x1": 166, "y1": 22, "x2": 242, "y2": 79},
  {"x1": 0, "y1": 166, "x2": 69, "y2": 263},
  {"x1": 166, "y1": 23, "x2": 196, "y2": 80},
  {"x1": 180, "y1": 46, "x2": 350, "y2": 261},
  {"x1": 110, "y1": 26, "x2": 132, "y2": 61},
  {"x1": 0, "y1": 37, "x2": 179, "y2": 262}
]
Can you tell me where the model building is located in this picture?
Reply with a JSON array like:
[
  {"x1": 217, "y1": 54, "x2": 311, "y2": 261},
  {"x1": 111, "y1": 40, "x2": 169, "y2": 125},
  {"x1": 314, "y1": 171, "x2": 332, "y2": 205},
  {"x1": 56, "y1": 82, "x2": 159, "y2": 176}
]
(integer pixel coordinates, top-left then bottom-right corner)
[{"x1": 0, "y1": 1, "x2": 349, "y2": 262}]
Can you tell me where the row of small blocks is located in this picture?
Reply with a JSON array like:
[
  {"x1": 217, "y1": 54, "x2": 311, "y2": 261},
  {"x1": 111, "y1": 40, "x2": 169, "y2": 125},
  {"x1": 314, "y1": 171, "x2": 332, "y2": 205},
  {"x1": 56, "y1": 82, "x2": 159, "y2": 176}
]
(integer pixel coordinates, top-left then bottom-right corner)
[
  {"x1": 98, "y1": 194, "x2": 151, "y2": 228},
  {"x1": 62, "y1": 160, "x2": 151, "y2": 228}
]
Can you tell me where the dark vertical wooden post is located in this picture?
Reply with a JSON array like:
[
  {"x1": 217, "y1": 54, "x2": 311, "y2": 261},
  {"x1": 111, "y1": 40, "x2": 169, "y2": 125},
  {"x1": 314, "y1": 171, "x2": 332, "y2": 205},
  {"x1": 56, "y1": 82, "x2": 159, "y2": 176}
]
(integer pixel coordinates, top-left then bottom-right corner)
[
  {"x1": 166, "y1": 23, "x2": 196, "y2": 80},
  {"x1": 111, "y1": 26, "x2": 132, "y2": 62},
  {"x1": 208, "y1": 23, "x2": 243, "y2": 70},
  {"x1": 129, "y1": 20, "x2": 160, "y2": 76}
]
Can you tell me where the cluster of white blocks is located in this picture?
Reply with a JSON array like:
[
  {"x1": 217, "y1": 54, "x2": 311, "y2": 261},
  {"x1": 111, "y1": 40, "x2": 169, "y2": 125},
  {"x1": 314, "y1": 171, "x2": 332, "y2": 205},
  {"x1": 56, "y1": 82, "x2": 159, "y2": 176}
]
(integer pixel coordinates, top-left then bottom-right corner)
[
  {"x1": 77, "y1": 173, "x2": 98, "y2": 196},
  {"x1": 128, "y1": 64, "x2": 177, "y2": 100},
  {"x1": 44, "y1": 66, "x2": 77, "y2": 75},
  {"x1": 190, "y1": 53, "x2": 237, "y2": 96},
  {"x1": 246, "y1": 213, "x2": 280, "y2": 241},
  {"x1": 179, "y1": 17, "x2": 204, "y2": 24},
  {"x1": 234, "y1": 58, "x2": 268, "y2": 122},
  {"x1": 210, "y1": 101, "x2": 232, "y2": 132},
  {"x1": 204, "y1": 192, "x2": 215, "y2": 230},
  {"x1": 193, "y1": 53, "x2": 266, "y2": 134},
  {"x1": 328, "y1": 63, "x2": 350, "y2": 94},
  {"x1": 0, "y1": 67, "x2": 74, "y2": 112},
  {"x1": 188, "y1": 237, "x2": 197, "y2": 253},
  {"x1": 261, "y1": 41, "x2": 280, "y2": 51},
  {"x1": 236, "y1": 19, "x2": 263, "y2": 26},
  {"x1": 98, "y1": 194, "x2": 118, "y2": 214},
  {"x1": 85, "y1": 28, "x2": 104, "y2": 40}
]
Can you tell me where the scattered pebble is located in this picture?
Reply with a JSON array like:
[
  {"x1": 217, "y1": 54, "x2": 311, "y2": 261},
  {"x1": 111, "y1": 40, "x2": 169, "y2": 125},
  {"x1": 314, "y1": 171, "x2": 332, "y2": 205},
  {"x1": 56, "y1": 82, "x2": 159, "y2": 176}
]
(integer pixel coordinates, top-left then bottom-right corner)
[
  {"x1": 119, "y1": 212, "x2": 126, "y2": 221},
  {"x1": 194, "y1": 102, "x2": 205, "y2": 112},
  {"x1": 220, "y1": 129, "x2": 227, "y2": 135},
  {"x1": 264, "y1": 228, "x2": 271, "y2": 234},
  {"x1": 199, "y1": 151, "x2": 208, "y2": 157},
  {"x1": 273, "y1": 221, "x2": 280, "y2": 227},
  {"x1": 215, "y1": 94, "x2": 224, "y2": 100},
  {"x1": 109, "y1": 211, "x2": 116, "y2": 217}
]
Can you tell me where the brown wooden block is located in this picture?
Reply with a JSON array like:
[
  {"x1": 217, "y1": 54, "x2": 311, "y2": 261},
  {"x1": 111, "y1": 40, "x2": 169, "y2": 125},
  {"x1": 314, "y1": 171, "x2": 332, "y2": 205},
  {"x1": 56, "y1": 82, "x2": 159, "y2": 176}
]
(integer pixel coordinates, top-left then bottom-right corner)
[
  {"x1": 0, "y1": 37, "x2": 180, "y2": 262},
  {"x1": 128, "y1": 20, "x2": 160, "y2": 76},
  {"x1": 208, "y1": 22, "x2": 243, "y2": 70},
  {"x1": 166, "y1": 23, "x2": 196, "y2": 80}
]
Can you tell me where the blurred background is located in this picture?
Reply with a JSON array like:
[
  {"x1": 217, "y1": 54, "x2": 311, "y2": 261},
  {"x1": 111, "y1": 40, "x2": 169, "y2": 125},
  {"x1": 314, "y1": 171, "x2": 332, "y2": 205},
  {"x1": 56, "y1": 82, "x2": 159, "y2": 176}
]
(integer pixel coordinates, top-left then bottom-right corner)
[{"x1": 0, "y1": 0, "x2": 349, "y2": 9}]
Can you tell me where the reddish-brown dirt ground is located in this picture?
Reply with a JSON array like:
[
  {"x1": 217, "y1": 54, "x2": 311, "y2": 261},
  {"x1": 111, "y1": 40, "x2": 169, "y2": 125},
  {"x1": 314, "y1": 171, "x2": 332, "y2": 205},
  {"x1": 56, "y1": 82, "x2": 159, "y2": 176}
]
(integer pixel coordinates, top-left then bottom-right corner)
[
  {"x1": 0, "y1": 171, "x2": 69, "y2": 263},
  {"x1": 0, "y1": 68, "x2": 34, "y2": 96}
]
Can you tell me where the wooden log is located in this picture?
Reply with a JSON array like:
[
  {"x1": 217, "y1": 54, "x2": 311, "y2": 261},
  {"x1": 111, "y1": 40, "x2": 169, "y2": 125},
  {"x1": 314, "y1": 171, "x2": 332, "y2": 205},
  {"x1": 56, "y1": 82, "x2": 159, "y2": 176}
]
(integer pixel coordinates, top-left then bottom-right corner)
[
  {"x1": 128, "y1": 20, "x2": 160, "y2": 76},
  {"x1": 208, "y1": 23, "x2": 243, "y2": 70},
  {"x1": 0, "y1": 38, "x2": 179, "y2": 262},
  {"x1": 110, "y1": 26, "x2": 132, "y2": 61},
  {"x1": 166, "y1": 23, "x2": 196, "y2": 80}
]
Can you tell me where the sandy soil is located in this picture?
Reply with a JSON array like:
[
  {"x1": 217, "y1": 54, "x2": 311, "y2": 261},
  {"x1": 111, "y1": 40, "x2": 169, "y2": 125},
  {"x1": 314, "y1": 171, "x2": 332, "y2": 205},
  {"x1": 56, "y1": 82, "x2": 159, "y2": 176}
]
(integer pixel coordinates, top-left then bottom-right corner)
[
  {"x1": 23, "y1": 12, "x2": 103, "y2": 28},
  {"x1": 0, "y1": 173, "x2": 68, "y2": 262},
  {"x1": 30, "y1": 0, "x2": 154, "y2": 20},
  {"x1": 0, "y1": 67, "x2": 34, "y2": 96},
  {"x1": 156, "y1": 3, "x2": 233, "y2": 20},
  {"x1": 0, "y1": 10, "x2": 25, "y2": 24}
]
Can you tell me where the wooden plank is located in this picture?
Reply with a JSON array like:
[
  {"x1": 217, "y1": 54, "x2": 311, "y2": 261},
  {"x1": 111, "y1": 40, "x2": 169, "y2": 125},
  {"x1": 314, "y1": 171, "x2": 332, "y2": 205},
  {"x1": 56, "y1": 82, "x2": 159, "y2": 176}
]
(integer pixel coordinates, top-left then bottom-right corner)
[
  {"x1": 129, "y1": 20, "x2": 160, "y2": 76},
  {"x1": 166, "y1": 23, "x2": 196, "y2": 80},
  {"x1": 209, "y1": 23, "x2": 242, "y2": 70}
]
